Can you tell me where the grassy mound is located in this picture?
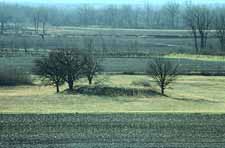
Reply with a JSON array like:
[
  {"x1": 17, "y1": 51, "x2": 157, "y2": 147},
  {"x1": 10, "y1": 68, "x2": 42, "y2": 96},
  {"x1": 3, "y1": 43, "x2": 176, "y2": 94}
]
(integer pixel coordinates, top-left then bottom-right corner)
[{"x1": 67, "y1": 85, "x2": 159, "y2": 96}]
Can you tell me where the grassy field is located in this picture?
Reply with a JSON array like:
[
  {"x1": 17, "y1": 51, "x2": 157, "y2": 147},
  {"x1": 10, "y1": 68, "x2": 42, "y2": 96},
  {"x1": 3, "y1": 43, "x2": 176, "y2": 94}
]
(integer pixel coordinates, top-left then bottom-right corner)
[
  {"x1": 1, "y1": 75, "x2": 225, "y2": 113},
  {"x1": 1, "y1": 53, "x2": 225, "y2": 74},
  {"x1": 103, "y1": 57, "x2": 225, "y2": 73},
  {"x1": 1, "y1": 113, "x2": 225, "y2": 147},
  {"x1": 1, "y1": 27, "x2": 219, "y2": 55},
  {"x1": 0, "y1": 27, "x2": 223, "y2": 74},
  {"x1": 165, "y1": 53, "x2": 225, "y2": 62}
]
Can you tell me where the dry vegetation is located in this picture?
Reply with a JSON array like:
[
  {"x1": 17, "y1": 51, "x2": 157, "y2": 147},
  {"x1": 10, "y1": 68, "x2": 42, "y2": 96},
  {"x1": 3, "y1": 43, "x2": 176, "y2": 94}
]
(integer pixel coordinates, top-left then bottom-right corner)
[{"x1": 1, "y1": 75, "x2": 225, "y2": 113}]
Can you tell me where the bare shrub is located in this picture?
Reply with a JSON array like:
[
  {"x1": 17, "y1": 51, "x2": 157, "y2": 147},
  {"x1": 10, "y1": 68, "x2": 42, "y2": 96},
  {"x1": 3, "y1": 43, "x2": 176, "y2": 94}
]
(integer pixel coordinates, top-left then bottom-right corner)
[
  {"x1": 131, "y1": 79, "x2": 151, "y2": 87},
  {"x1": 0, "y1": 68, "x2": 32, "y2": 86}
]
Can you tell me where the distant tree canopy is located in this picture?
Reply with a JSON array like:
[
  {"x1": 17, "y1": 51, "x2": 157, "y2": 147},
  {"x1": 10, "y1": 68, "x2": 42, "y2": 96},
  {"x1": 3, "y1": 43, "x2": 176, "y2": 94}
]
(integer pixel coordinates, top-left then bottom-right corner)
[{"x1": 1, "y1": 2, "x2": 225, "y2": 30}]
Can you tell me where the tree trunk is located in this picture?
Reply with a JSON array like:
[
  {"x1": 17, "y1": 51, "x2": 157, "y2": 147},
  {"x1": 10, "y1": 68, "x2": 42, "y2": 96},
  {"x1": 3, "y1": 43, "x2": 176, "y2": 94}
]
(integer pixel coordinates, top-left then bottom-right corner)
[
  {"x1": 37, "y1": 20, "x2": 39, "y2": 33},
  {"x1": 194, "y1": 34, "x2": 198, "y2": 54},
  {"x1": 67, "y1": 77, "x2": 74, "y2": 91},
  {"x1": 56, "y1": 83, "x2": 60, "y2": 93},
  {"x1": 68, "y1": 82, "x2": 73, "y2": 91},
  {"x1": 201, "y1": 37, "x2": 204, "y2": 49},
  {"x1": 160, "y1": 83, "x2": 165, "y2": 95},
  {"x1": 204, "y1": 34, "x2": 208, "y2": 49},
  {"x1": 222, "y1": 39, "x2": 225, "y2": 52},
  {"x1": 34, "y1": 19, "x2": 37, "y2": 33},
  {"x1": 88, "y1": 77, "x2": 92, "y2": 85},
  {"x1": 43, "y1": 22, "x2": 45, "y2": 35},
  {"x1": 161, "y1": 87, "x2": 165, "y2": 95},
  {"x1": 1, "y1": 22, "x2": 4, "y2": 35},
  {"x1": 192, "y1": 29, "x2": 199, "y2": 54},
  {"x1": 171, "y1": 15, "x2": 175, "y2": 29},
  {"x1": 34, "y1": 16, "x2": 38, "y2": 33},
  {"x1": 200, "y1": 33, "x2": 205, "y2": 50}
]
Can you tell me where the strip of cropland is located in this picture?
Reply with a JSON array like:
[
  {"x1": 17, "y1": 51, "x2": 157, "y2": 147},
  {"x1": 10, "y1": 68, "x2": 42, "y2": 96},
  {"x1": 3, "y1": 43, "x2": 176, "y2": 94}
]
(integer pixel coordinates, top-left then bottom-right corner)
[{"x1": 1, "y1": 113, "x2": 225, "y2": 148}]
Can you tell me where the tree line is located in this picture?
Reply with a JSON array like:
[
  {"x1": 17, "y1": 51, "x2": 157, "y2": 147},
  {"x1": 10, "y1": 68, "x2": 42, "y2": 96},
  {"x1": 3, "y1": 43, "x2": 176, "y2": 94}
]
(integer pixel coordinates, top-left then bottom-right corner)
[
  {"x1": 0, "y1": 2, "x2": 224, "y2": 30},
  {"x1": 1, "y1": 2, "x2": 225, "y2": 53}
]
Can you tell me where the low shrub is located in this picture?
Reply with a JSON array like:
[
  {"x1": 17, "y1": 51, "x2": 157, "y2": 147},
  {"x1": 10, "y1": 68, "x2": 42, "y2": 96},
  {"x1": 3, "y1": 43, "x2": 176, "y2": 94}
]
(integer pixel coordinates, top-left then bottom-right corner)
[{"x1": 0, "y1": 68, "x2": 32, "y2": 86}]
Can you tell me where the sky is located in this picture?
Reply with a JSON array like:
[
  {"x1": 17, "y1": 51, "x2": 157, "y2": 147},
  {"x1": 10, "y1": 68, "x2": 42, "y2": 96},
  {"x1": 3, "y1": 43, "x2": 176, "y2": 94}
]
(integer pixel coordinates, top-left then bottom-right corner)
[{"x1": 1, "y1": 0, "x2": 225, "y2": 5}]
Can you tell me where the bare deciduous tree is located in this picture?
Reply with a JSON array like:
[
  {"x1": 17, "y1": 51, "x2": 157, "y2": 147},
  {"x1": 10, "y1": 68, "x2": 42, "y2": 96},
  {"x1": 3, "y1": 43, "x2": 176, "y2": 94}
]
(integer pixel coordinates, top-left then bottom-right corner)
[
  {"x1": 99, "y1": 33, "x2": 107, "y2": 57},
  {"x1": 129, "y1": 39, "x2": 139, "y2": 55},
  {"x1": 0, "y1": 3, "x2": 11, "y2": 35},
  {"x1": 145, "y1": 2, "x2": 152, "y2": 28},
  {"x1": 57, "y1": 49, "x2": 85, "y2": 91},
  {"x1": 34, "y1": 51, "x2": 65, "y2": 93},
  {"x1": 22, "y1": 37, "x2": 28, "y2": 53},
  {"x1": 184, "y1": 4, "x2": 212, "y2": 53},
  {"x1": 147, "y1": 57, "x2": 179, "y2": 95},
  {"x1": 120, "y1": 5, "x2": 133, "y2": 28},
  {"x1": 33, "y1": 8, "x2": 41, "y2": 34},
  {"x1": 164, "y1": 2, "x2": 180, "y2": 29},
  {"x1": 183, "y1": 4, "x2": 199, "y2": 53},
  {"x1": 133, "y1": 7, "x2": 139, "y2": 28},
  {"x1": 33, "y1": 7, "x2": 48, "y2": 38},
  {"x1": 215, "y1": 8, "x2": 225, "y2": 52},
  {"x1": 196, "y1": 6, "x2": 212, "y2": 50},
  {"x1": 83, "y1": 37, "x2": 94, "y2": 51},
  {"x1": 83, "y1": 54, "x2": 101, "y2": 85},
  {"x1": 39, "y1": 7, "x2": 49, "y2": 40},
  {"x1": 104, "y1": 5, "x2": 118, "y2": 28},
  {"x1": 82, "y1": 37, "x2": 102, "y2": 85}
]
